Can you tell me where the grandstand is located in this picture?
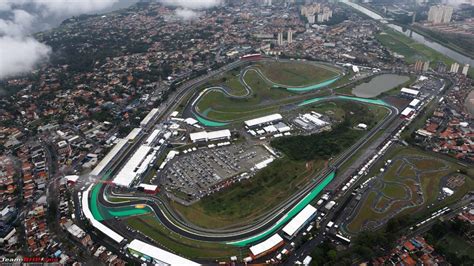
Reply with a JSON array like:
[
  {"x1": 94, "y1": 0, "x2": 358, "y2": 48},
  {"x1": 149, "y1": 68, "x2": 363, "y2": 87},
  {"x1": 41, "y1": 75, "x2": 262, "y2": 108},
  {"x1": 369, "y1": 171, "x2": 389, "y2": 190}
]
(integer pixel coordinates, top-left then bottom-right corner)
[
  {"x1": 249, "y1": 234, "x2": 284, "y2": 259},
  {"x1": 113, "y1": 145, "x2": 155, "y2": 187},
  {"x1": 282, "y1": 204, "x2": 317, "y2": 239},
  {"x1": 81, "y1": 185, "x2": 124, "y2": 243},
  {"x1": 128, "y1": 239, "x2": 200, "y2": 265}
]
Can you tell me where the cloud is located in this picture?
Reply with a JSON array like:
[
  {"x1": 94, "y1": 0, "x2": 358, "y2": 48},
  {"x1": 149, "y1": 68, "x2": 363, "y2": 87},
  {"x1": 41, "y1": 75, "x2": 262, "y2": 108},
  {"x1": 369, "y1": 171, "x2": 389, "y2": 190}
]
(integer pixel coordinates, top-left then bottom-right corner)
[
  {"x1": 0, "y1": 36, "x2": 51, "y2": 79},
  {"x1": 174, "y1": 8, "x2": 200, "y2": 20},
  {"x1": 160, "y1": 0, "x2": 223, "y2": 10},
  {"x1": 0, "y1": 10, "x2": 36, "y2": 36},
  {"x1": 0, "y1": 0, "x2": 120, "y2": 79},
  {"x1": 0, "y1": 0, "x2": 120, "y2": 15},
  {"x1": 159, "y1": 0, "x2": 221, "y2": 20}
]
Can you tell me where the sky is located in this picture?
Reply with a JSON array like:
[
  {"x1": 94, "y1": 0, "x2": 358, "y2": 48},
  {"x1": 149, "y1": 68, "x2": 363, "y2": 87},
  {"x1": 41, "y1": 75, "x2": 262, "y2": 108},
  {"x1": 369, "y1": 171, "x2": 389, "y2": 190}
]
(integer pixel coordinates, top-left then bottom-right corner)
[{"x1": 0, "y1": 0, "x2": 223, "y2": 80}]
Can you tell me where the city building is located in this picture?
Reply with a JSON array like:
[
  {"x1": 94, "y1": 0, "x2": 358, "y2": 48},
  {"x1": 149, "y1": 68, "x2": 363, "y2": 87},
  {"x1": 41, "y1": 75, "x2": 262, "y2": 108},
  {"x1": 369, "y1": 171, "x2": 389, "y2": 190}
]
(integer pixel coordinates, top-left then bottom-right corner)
[
  {"x1": 450, "y1": 62, "x2": 460, "y2": 73},
  {"x1": 462, "y1": 64, "x2": 470, "y2": 76},
  {"x1": 422, "y1": 61, "x2": 430, "y2": 72},
  {"x1": 277, "y1": 32, "x2": 284, "y2": 46},
  {"x1": 288, "y1": 29, "x2": 294, "y2": 44},
  {"x1": 428, "y1": 5, "x2": 453, "y2": 24}
]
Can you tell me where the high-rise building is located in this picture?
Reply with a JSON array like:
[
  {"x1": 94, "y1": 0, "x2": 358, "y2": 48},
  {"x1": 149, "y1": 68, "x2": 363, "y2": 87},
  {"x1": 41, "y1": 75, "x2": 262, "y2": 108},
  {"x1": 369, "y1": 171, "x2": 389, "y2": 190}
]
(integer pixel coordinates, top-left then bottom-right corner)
[
  {"x1": 450, "y1": 62, "x2": 460, "y2": 73},
  {"x1": 422, "y1": 61, "x2": 430, "y2": 72},
  {"x1": 436, "y1": 61, "x2": 447, "y2": 73},
  {"x1": 277, "y1": 32, "x2": 284, "y2": 46},
  {"x1": 307, "y1": 15, "x2": 315, "y2": 24},
  {"x1": 414, "y1": 60, "x2": 424, "y2": 72},
  {"x1": 287, "y1": 30, "x2": 293, "y2": 44},
  {"x1": 428, "y1": 5, "x2": 453, "y2": 24},
  {"x1": 462, "y1": 64, "x2": 470, "y2": 76}
]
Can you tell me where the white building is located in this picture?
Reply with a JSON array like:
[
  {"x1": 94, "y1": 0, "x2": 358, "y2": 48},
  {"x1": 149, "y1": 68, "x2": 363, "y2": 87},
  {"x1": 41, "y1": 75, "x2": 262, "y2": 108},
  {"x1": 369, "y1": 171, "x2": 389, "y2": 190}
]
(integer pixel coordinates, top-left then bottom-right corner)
[
  {"x1": 450, "y1": 62, "x2": 460, "y2": 73},
  {"x1": 90, "y1": 138, "x2": 129, "y2": 177},
  {"x1": 428, "y1": 5, "x2": 453, "y2": 24},
  {"x1": 400, "y1": 88, "x2": 420, "y2": 98},
  {"x1": 245, "y1": 114, "x2": 283, "y2": 128},
  {"x1": 249, "y1": 234, "x2": 284, "y2": 258},
  {"x1": 189, "y1": 129, "x2": 231, "y2": 143},
  {"x1": 277, "y1": 32, "x2": 284, "y2": 46},
  {"x1": 128, "y1": 239, "x2": 200, "y2": 265},
  {"x1": 287, "y1": 30, "x2": 293, "y2": 44},
  {"x1": 282, "y1": 205, "x2": 317, "y2": 238},
  {"x1": 462, "y1": 64, "x2": 470, "y2": 76},
  {"x1": 140, "y1": 108, "x2": 159, "y2": 128},
  {"x1": 113, "y1": 145, "x2": 155, "y2": 187}
]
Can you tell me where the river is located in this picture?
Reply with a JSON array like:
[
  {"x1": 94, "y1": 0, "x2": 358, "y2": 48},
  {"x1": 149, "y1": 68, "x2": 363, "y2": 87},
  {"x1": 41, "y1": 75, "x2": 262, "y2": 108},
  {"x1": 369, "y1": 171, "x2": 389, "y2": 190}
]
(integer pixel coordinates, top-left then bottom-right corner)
[
  {"x1": 340, "y1": 0, "x2": 474, "y2": 66},
  {"x1": 352, "y1": 74, "x2": 410, "y2": 98}
]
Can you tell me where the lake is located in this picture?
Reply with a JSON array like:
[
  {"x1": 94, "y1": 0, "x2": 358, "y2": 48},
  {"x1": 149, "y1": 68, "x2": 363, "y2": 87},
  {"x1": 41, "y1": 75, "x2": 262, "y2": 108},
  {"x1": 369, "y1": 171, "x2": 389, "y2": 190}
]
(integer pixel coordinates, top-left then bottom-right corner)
[{"x1": 352, "y1": 74, "x2": 410, "y2": 98}]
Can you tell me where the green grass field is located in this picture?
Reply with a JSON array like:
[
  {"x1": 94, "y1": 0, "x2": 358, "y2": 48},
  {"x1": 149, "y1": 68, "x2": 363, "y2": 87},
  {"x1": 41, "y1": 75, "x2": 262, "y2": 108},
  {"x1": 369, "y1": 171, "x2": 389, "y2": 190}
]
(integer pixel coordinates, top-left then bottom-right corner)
[
  {"x1": 193, "y1": 61, "x2": 342, "y2": 122},
  {"x1": 346, "y1": 146, "x2": 473, "y2": 234},
  {"x1": 195, "y1": 70, "x2": 294, "y2": 121},
  {"x1": 123, "y1": 214, "x2": 242, "y2": 260},
  {"x1": 381, "y1": 183, "x2": 406, "y2": 199},
  {"x1": 173, "y1": 101, "x2": 388, "y2": 229},
  {"x1": 255, "y1": 61, "x2": 340, "y2": 87},
  {"x1": 171, "y1": 158, "x2": 318, "y2": 229}
]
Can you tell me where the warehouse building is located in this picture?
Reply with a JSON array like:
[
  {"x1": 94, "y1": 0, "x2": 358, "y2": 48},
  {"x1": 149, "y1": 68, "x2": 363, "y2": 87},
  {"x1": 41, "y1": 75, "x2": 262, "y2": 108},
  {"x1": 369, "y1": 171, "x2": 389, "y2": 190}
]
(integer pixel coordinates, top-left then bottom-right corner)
[
  {"x1": 189, "y1": 129, "x2": 231, "y2": 143},
  {"x1": 244, "y1": 114, "x2": 283, "y2": 128},
  {"x1": 400, "y1": 88, "x2": 420, "y2": 98},
  {"x1": 282, "y1": 204, "x2": 317, "y2": 239}
]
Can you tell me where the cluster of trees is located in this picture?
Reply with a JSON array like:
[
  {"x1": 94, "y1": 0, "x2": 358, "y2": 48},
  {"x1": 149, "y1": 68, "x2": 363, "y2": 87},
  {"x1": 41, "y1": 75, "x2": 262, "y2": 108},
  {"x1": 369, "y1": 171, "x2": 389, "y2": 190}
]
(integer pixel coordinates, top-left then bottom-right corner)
[
  {"x1": 310, "y1": 217, "x2": 409, "y2": 265},
  {"x1": 271, "y1": 120, "x2": 363, "y2": 161},
  {"x1": 201, "y1": 159, "x2": 304, "y2": 218},
  {"x1": 425, "y1": 219, "x2": 474, "y2": 265}
]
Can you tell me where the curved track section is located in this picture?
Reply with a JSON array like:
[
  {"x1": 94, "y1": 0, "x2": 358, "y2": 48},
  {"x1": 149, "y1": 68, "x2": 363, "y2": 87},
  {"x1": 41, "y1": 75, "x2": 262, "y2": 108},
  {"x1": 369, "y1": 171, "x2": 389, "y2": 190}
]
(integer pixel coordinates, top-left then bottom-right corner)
[
  {"x1": 187, "y1": 61, "x2": 343, "y2": 126},
  {"x1": 95, "y1": 96, "x2": 399, "y2": 246}
]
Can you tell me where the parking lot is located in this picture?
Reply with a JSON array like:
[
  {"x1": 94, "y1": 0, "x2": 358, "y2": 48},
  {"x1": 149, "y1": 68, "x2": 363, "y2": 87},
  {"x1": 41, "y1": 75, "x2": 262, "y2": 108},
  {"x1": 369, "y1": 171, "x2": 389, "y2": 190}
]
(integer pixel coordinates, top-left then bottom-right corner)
[{"x1": 161, "y1": 143, "x2": 273, "y2": 202}]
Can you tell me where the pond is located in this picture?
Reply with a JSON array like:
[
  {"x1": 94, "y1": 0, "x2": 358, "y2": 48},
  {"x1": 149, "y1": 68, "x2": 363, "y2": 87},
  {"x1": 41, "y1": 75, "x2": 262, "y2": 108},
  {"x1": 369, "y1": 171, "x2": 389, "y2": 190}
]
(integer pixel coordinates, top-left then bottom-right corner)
[{"x1": 352, "y1": 74, "x2": 410, "y2": 98}]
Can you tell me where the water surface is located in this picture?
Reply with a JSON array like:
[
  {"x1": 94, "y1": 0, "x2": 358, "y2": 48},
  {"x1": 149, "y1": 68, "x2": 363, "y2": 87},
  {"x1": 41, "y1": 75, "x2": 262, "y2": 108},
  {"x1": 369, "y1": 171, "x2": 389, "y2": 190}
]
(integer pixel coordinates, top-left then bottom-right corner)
[{"x1": 352, "y1": 74, "x2": 410, "y2": 98}]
